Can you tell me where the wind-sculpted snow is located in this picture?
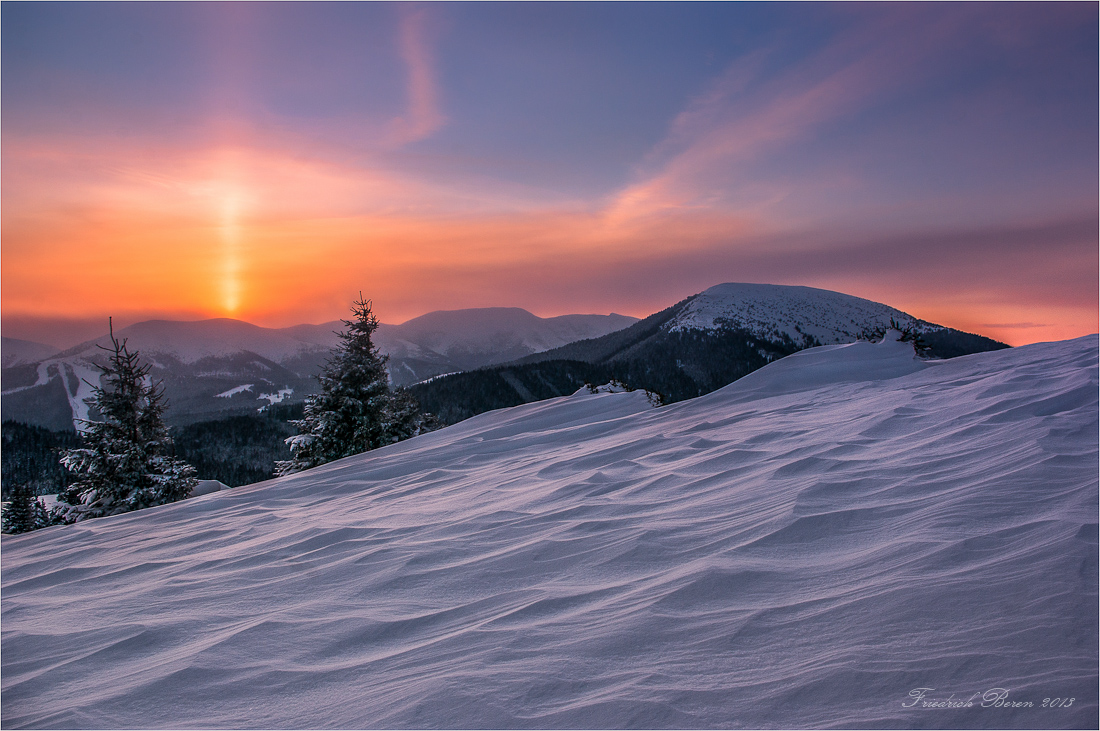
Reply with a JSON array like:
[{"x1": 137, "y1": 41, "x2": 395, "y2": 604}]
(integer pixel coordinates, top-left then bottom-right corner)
[{"x1": 2, "y1": 336, "x2": 1097, "y2": 729}]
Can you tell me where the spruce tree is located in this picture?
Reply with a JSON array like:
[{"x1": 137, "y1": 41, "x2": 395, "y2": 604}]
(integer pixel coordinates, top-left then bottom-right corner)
[
  {"x1": 2, "y1": 482, "x2": 47, "y2": 534},
  {"x1": 888, "y1": 318, "x2": 932, "y2": 356},
  {"x1": 276, "y1": 296, "x2": 432, "y2": 475},
  {"x1": 57, "y1": 320, "x2": 197, "y2": 522}
]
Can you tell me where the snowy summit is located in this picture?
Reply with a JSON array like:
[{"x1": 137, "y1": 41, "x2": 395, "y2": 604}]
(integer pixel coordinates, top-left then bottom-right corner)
[{"x1": 667, "y1": 282, "x2": 927, "y2": 344}]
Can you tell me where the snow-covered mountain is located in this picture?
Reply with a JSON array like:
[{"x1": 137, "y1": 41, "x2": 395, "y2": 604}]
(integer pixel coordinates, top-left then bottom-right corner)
[
  {"x1": 538, "y1": 283, "x2": 1001, "y2": 362},
  {"x1": 1, "y1": 321, "x2": 327, "y2": 431},
  {"x1": 50, "y1": 318, "x2": 338, "y2": 365},
  {"x1": 2, "y1": 334, "x2": 1095, "y2": 728},
  {"x1": 0, "y1": 336, "x2": 59, "y2": 369},
  {"x1": 375, "y1": 307, "x2": 638, "y2": 383},
  {"x1": 667, "y1": 282, "x2": 925, "y2": 343},
  {"x1": 0, "y1": 309, "x2": 637, "y2": 430},
  {"x1": 413, "y1": 283, "x2": 1010, "y2": 421},
  {"x1": 254, "y1": 309, "x2": 638, "y2": 385}
]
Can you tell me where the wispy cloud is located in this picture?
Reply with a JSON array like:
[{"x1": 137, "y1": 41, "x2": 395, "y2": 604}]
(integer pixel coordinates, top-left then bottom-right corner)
[
  {"x1": 601, "y1": 7, "x2": 983, "y2": 227},
  {"x1": 387, "y1": 9, "x2": 446, "y2": 146},
  {"x1": 979, "y1": 322, "x2": 1048, "y2": 330}
]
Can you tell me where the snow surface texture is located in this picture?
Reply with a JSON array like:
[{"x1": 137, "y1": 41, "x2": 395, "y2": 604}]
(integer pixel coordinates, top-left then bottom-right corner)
[
  {"x1": 667, "y1": 282, "x2": 932, "y2": 344},
  {"x1": 2, "y1": 335, "x2": 1097, "y2": 729}
]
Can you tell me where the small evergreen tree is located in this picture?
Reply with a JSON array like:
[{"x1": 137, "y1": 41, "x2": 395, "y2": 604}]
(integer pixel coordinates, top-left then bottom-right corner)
[
  {"x1": 57, "y1": 320, "x2": 197, "y2": 522},
  {"x1": 1, "y1": 482, "x2": 48, "y2": 534},
  {"x1": 866, "y1": 319, "x2": 931, "y2": 356},
  {"x1": 276, "y1": 296, "x2": 433, "y2": 475},
  {"x1": 889, "y1": 318, "x2": 932, "y2": 356}
]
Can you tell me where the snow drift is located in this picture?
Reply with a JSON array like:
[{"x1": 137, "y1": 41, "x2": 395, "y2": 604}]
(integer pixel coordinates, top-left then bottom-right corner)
[{"x1": 2, "y1": 335, "x2": 1097, "y2": 729}]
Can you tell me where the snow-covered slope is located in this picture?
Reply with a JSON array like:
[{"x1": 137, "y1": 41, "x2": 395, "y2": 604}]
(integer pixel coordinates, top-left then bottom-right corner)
[
  {"x1": 512, "y1": 283, "x2": 1007, "y2": 411},
  {"x1": 667, "y1": 282, "x2": 928, "y2": 343},
  {"x1": 0, "y1": 336, "x2": 60, "y2": 368},
  {"x1": 1, "y1": 320, "x2": 339, "y2": 430},
  {"x1": 2, "y1": 336, "x2": 1096, "y2": 729}
]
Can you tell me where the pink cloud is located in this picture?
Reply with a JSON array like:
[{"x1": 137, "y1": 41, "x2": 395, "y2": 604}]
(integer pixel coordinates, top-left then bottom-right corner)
[{"x1": 387, "y1": 9, "x2": 446, "y2": 146}]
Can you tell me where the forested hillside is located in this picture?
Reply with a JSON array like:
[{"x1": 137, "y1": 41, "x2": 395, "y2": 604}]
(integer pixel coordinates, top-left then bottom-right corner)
[
  {"x1": 408, "y1": 361, "x2": 620, "y2": 425},
  {"x1": 1, "y1": 404, "x2": 304, "y2": 496},
  {"x1": 172, "y1": 403, "x2": 302, "y2": 486},
  {"x1": 1, "y1": 422, "x2": 80, "y2": 500}
]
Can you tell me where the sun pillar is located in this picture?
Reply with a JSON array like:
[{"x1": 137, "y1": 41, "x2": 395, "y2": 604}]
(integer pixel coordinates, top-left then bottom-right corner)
[{"x1": 219, "y1": 191, "x2": 243, "y2": 315}]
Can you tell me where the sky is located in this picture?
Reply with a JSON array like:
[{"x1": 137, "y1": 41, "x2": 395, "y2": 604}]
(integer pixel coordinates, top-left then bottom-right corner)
[{"x1": 2, "y1": 1, "x2": 1097, "y2": 348}]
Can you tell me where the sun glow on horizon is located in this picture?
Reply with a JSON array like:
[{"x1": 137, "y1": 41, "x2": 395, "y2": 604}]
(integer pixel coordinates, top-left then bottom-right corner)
[{"x1": 1, "y1": 3, "x2": 1095, "y2": 348}]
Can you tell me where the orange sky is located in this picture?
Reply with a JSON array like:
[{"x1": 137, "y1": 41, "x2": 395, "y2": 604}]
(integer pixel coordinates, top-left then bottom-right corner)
[
  {"x1": 2, "y1": 129, "x2": 1097, "y2": 348},
  {"x1": 2, "y1": 3, "x2": 1097, "y2": 349}
]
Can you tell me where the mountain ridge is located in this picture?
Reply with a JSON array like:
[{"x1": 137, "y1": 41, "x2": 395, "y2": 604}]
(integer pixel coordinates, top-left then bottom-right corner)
[
  {"x1": 1, "y1": 308, "x2": 638, "y2": 429},
  {"x1": 411, "y1": 284, "x2": 1009, "y2": 424},
  {"x1": 0, "y1": 337, "x2": 61, "y2": 369}
]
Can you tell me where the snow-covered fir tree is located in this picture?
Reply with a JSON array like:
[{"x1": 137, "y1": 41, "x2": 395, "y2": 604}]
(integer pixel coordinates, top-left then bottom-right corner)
[
  {"x1": 276, "y1": 297, "x2": 434, "y2": 476},
  {"x1": 57, "y1": 321, "x2": 197, "y2": 522},
  {"x1": 1, "y1": 482, "x2": 48, "y2": 534}
]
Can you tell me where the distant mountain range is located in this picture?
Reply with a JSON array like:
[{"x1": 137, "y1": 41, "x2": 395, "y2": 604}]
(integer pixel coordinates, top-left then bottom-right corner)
[
  {"x1": 0, "y1": 309, "x2": 637, "y2": 430},
  {"x1": 409, "y1": 283, "x2": 1010, "y2": 424},
  {"x1": 1, "y1": 337, "x2": 61, "y2": 369},
  {"x1": 374, "y1": 308, "x2": 639, "y2": 383},
  {"x1": 1, "y1": 284, "x2": 1009, "y2": 432},
  {"x1": 0, "y1": 283, "x2": 1011, "y2": 489}
]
